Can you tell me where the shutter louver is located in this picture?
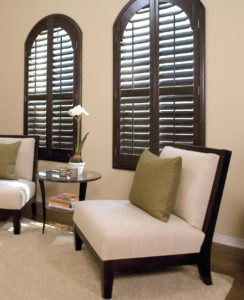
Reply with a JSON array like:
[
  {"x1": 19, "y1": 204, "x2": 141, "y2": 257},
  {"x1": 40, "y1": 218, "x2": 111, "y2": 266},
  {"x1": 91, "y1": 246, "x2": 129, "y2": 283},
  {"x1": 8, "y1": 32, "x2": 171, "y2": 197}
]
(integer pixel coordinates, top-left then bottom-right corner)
[
  {"x1": 120, "y1": 5, "x2": 150, "y2": 156},
  {"x1": 158, "y1": 2, "x2": 195, "y2": 151}
]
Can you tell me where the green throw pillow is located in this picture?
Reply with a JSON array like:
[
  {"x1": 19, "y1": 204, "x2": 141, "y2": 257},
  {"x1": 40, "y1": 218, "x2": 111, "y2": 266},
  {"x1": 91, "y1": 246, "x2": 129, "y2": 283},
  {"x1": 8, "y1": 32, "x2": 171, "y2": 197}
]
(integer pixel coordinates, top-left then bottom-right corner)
[
  {"x1": 129, "y1": 149, "x2": 182, "y2": 222},
  {"x1": 0, "y1": 141, "x2": 21, "y2": 180}
]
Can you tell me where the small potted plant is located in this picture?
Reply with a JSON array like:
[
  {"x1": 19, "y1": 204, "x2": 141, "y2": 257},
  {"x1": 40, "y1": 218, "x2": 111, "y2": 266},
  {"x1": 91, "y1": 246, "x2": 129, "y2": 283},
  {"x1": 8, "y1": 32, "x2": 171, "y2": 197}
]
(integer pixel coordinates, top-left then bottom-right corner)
[{"x1": 68, "y1": 105, "x2": 89, "y2": 174}]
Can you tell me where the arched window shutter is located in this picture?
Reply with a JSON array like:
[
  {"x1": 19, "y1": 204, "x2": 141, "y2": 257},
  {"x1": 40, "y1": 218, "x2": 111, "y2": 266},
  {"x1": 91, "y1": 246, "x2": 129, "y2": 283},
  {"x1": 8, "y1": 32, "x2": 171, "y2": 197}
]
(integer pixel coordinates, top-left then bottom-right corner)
[
  {"x1": 24, "y1": 14, "x2": 82, "y2": 162},
  {"x1": 113, "y1": 0, "x2": 205, "y2": 170}
]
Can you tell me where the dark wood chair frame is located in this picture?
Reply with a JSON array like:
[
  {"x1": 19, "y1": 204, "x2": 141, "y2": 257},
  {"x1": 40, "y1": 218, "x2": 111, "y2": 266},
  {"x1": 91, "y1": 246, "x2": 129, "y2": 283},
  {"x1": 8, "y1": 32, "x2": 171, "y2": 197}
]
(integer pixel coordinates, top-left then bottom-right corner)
[
  {"x1": 74, "y1": 144, "x2": 231, "y2": 299},
  {"x1": 0, "y1": 135, "x2": 39, "y2": 234}
]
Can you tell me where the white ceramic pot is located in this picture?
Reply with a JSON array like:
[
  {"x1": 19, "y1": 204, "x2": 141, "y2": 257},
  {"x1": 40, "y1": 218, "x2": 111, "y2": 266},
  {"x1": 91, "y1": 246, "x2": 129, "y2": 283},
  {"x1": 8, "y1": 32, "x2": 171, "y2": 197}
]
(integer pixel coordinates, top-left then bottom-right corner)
[{"x1": 68, "y1": 162, "x2": 85, "y2": 175}]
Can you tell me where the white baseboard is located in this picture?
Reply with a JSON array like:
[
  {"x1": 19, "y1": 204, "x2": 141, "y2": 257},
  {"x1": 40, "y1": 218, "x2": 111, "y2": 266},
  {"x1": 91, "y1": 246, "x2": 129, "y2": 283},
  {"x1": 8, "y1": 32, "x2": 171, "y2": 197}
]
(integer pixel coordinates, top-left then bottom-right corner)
[{"x1": 213, "y1": 233, "x2": 244, "y2": 249}]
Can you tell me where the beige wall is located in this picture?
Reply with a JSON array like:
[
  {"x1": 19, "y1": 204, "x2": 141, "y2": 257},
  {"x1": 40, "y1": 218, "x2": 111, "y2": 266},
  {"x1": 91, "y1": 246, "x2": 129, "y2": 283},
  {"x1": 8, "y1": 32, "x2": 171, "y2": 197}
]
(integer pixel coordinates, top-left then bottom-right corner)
[{"x1": 0, "y1": 0, "x2": 243, "y2": 240}]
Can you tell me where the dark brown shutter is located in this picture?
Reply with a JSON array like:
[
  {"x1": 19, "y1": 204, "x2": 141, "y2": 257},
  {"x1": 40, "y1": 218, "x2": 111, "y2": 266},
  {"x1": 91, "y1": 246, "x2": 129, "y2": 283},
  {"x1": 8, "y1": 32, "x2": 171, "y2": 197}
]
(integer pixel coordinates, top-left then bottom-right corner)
[
  {"x1": 24, "y1": 14, "x2": 82, "y2": 162},
  {"x1": 119, "y1": 5, "x2": 150, "y2": 157},
  {"x1": 158, "y1": 2, "x2": 195, "y2": 152},
  {"x1": 27, "y1": 30, "x2": 48, "y2": 148},
  {"x1": 113, "y1": 0, "x2": 205, "y2": 170},
  {"x1": 51, "y1": 27, "x2": 74, "y2": 151}
]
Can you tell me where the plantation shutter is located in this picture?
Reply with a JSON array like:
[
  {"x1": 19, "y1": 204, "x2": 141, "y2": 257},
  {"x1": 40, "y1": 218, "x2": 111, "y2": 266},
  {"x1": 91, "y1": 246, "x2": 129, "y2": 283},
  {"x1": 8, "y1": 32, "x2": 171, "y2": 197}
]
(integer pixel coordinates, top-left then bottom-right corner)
[
  {"x1": 52, "y1": 27, "x2": 74, "y2": 151},
  {"x1": 158, "y1": 1, "x2": 195, "y2": 152},
  {"x1": 24, "y1": 15, "x2": 81, "y2": 162},
  {"x1": 27, "y1": 29, "x2": 48, "y2": 148},
  {"x1": 113, "y1": 0, "x2": 205, "y2": 170},
  {"x1": 120, "y1": 4, "x2": 151, "y2": 157}
]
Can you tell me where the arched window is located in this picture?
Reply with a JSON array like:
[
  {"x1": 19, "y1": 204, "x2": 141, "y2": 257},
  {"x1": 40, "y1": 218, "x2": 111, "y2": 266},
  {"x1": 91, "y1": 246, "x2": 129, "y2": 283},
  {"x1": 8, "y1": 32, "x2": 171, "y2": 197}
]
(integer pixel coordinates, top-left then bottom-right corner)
[
  {"x1": 24, "y1": 14, "x2": 82, "y2": 162},
  {"x1": 113, "y1": 0, "x2": 205, "y2": 170}
]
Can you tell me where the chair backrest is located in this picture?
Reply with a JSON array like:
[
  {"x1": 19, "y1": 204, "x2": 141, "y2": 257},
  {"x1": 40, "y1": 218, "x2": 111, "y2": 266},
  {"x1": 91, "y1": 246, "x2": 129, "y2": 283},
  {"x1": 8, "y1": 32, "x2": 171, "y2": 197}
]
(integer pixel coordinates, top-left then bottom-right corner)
[
  {"x1": 160, "y1": 144, "x2": 231, "y2": 236},
  {"x1": 0, "y1": 135, "x2": 39, "y2": 181}
]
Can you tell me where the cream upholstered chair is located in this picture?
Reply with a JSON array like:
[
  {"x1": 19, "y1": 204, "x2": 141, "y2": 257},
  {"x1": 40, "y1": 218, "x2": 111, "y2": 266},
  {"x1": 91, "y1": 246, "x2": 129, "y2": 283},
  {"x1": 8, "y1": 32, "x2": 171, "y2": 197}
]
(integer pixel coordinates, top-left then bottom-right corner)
[
  {"x1": 0, "y1": 135, "x2": 39, "y2": 234},
  {"x1": 73, "y1": 144, "x2": 231, "y2": 299}
]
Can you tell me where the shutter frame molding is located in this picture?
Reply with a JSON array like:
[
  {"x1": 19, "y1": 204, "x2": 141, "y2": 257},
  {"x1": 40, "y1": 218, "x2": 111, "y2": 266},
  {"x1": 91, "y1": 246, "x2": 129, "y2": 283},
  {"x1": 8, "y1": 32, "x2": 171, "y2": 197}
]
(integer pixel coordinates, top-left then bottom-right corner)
[
  {"x1": 24, "y1": 14, "x2": 82, "y2": 162},
  {"x1": 113, "y1": 0, "x2": 205, "y2": 170}
]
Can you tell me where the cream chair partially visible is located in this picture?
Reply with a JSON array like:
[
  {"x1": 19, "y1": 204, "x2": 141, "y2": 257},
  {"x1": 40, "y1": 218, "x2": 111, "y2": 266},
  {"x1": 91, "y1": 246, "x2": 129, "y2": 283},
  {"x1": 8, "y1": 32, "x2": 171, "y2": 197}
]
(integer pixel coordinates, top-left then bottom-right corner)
[
  {"x1": 73, "y1": 144, "x2": 231, "y2": 299},
  {"x1": 0, "y1": 135, "x2": 39, "y2": 234}
]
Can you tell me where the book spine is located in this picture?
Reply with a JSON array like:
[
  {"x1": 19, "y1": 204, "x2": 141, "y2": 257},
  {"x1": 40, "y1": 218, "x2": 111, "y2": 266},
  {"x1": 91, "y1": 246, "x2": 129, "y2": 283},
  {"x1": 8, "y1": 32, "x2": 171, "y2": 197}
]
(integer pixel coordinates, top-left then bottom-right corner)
[
  {"x1": 48, "y1": 198, "x2": 79, "y2": 205},
  {"x1": 55, "y1": 193, "x2": 78, "y2": 198},
  {"x1": 48, "y1": 203, "x2": 74, "y2": 211},
  {"x1": 48, "y1": 201, "x2": 75, "y2": 208},
  {"x1": 52, "y1": 193, "x2": 79, "y2": 201}
]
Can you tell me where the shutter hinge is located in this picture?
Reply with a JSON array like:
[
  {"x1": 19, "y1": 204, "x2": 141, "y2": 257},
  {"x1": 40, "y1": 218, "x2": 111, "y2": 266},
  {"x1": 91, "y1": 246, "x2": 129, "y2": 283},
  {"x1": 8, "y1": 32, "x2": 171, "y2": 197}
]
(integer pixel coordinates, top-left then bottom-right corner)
[
  {"x1": 114, "y1": 147, "x2": 117, "y2": 156},
  {"x1": 198, "y1": 19, "x2": 200, "y2": 29},
  {"x1": 198, "y1": 85, "x2": 200, "y2": 96}
]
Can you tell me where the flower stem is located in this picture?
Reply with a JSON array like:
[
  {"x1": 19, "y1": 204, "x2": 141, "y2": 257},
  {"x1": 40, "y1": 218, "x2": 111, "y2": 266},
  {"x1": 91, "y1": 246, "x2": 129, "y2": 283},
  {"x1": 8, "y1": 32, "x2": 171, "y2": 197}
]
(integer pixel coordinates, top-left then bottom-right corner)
[{"x1": 75, "y1": 119, "x2": 80, "y2": 155}]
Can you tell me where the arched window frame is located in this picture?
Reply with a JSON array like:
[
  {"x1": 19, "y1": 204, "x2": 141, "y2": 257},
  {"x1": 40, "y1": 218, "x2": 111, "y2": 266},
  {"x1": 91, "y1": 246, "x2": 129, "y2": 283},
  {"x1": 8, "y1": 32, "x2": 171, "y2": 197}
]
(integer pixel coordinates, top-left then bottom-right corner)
[
  {"x1": 113, "y1": 0, "x2": 205, "y2": 170},
  {"x1": 24, "y1": 14, "x2": 82, "y2": 162}
]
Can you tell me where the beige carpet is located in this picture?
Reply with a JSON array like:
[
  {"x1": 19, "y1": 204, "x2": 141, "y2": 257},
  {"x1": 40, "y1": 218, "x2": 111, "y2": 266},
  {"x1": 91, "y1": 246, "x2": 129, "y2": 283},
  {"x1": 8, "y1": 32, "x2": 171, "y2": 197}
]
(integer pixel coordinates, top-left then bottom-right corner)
[{"x1": 0, "y1": 218, "x2": 233, "y2": 300}]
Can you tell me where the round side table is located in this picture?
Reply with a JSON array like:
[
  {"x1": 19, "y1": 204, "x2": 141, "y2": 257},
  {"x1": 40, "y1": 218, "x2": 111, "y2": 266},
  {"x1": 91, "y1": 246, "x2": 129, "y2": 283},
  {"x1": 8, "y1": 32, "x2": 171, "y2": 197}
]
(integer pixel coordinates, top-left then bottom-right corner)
[{"x1": 37, "y1": 169, "x2": 102, "y2": 233}]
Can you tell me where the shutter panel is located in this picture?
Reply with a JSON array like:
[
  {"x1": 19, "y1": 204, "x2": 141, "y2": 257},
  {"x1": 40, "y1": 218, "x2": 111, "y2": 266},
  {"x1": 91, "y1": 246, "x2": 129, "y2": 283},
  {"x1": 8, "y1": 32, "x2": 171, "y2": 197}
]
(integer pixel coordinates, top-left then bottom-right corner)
[
  {"x1": 27, "y1": 30, "x2": 48, "y2": 148},
  {"x1": 51, "y1": 96, "x2": 74, "y2": 150},
  {"x1": 52, "y1": 27, "x2": 74, "y2": 93},
  {"x1": 51, "y1": 27, "x2": 74, "y2": 150},
  {"x1": 119, "y1": 5, "x2": 150, "y2": 156},
  {"x1": 27, "y1": 98, "x2": 47, "y2": 148},
  {"x1": 158, "y1": 2, "x2": 195, "y2": 151}
]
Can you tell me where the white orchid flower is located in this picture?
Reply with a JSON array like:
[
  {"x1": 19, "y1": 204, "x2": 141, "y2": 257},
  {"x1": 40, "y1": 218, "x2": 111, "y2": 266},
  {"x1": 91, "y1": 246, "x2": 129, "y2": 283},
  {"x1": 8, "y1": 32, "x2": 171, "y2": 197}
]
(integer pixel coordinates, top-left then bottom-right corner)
[
  {"x1": 68, "y1": 105, "x2": 89, "y2": 117},
  {"x1": 67, "y1": 105, "x2": 89, "y2": 163}
]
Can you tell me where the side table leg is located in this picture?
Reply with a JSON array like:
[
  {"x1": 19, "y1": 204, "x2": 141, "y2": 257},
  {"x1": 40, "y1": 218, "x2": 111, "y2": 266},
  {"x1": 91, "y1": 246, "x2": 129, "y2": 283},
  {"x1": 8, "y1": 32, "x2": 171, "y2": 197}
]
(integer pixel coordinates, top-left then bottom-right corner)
[
  {"x1": 79, "y1": 182, "x2": 87, "y2": 200},
  {"x1": 39, "y1": 179, "x2": 46, "y2": 234}
]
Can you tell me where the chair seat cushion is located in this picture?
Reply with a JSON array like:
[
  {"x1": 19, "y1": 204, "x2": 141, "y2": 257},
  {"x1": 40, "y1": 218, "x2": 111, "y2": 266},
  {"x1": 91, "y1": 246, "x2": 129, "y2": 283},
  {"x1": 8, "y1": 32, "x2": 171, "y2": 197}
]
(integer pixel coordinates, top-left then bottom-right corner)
[
  {"x1": 0, "y1": 179, "x2": 35, "y2": 209},
  {"x1": 73, "y1": 200, "x2": 205, "y2": 260}
]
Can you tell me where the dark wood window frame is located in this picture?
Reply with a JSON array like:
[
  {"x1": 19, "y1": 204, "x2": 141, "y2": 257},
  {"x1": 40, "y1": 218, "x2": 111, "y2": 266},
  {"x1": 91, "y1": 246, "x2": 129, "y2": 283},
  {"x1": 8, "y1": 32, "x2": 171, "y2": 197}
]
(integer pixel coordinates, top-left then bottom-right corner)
[
  {"x1": 24, "y1": 14, "x2": 82, "y2": 162},
  {"x1": 113, "y1": 0, "x2": 205, "y2": 170}
]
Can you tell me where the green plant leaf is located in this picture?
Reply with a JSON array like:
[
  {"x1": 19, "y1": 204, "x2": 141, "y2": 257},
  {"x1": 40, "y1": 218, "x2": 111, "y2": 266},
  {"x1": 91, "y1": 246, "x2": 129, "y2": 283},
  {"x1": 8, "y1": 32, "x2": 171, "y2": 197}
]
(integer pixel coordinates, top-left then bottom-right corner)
[{"x1": 77, "y1": 132, "x2": 89, "y2": 154}]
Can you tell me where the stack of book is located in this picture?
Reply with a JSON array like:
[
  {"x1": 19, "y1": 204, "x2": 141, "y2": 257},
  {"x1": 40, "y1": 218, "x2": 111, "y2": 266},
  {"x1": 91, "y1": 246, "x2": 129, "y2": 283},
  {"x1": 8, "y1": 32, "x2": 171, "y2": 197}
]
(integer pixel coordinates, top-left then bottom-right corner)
[{"x1": 48, "y1": 193, "x2": 79, "y2": 211}]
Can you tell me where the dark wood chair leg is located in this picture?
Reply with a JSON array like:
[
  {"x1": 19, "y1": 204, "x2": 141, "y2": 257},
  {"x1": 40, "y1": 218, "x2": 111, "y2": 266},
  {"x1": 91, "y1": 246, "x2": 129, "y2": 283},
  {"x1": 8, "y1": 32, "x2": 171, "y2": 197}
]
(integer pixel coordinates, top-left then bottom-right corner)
[
  {"x1": 13, "y1": 210, "x2": 21, "y2": 234},
  {"x1": 74, "y1": 229, "x2": 83, "y2": 251},
  {"x1": 31, "y1": 201, "x2": 37, "y2": 219},
  {"x1": 198, "y1": 250, "x2": 212, "y2": 285},
  {"x1": 101, "y1": 261, "x2": 114, "y2": 299}
]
